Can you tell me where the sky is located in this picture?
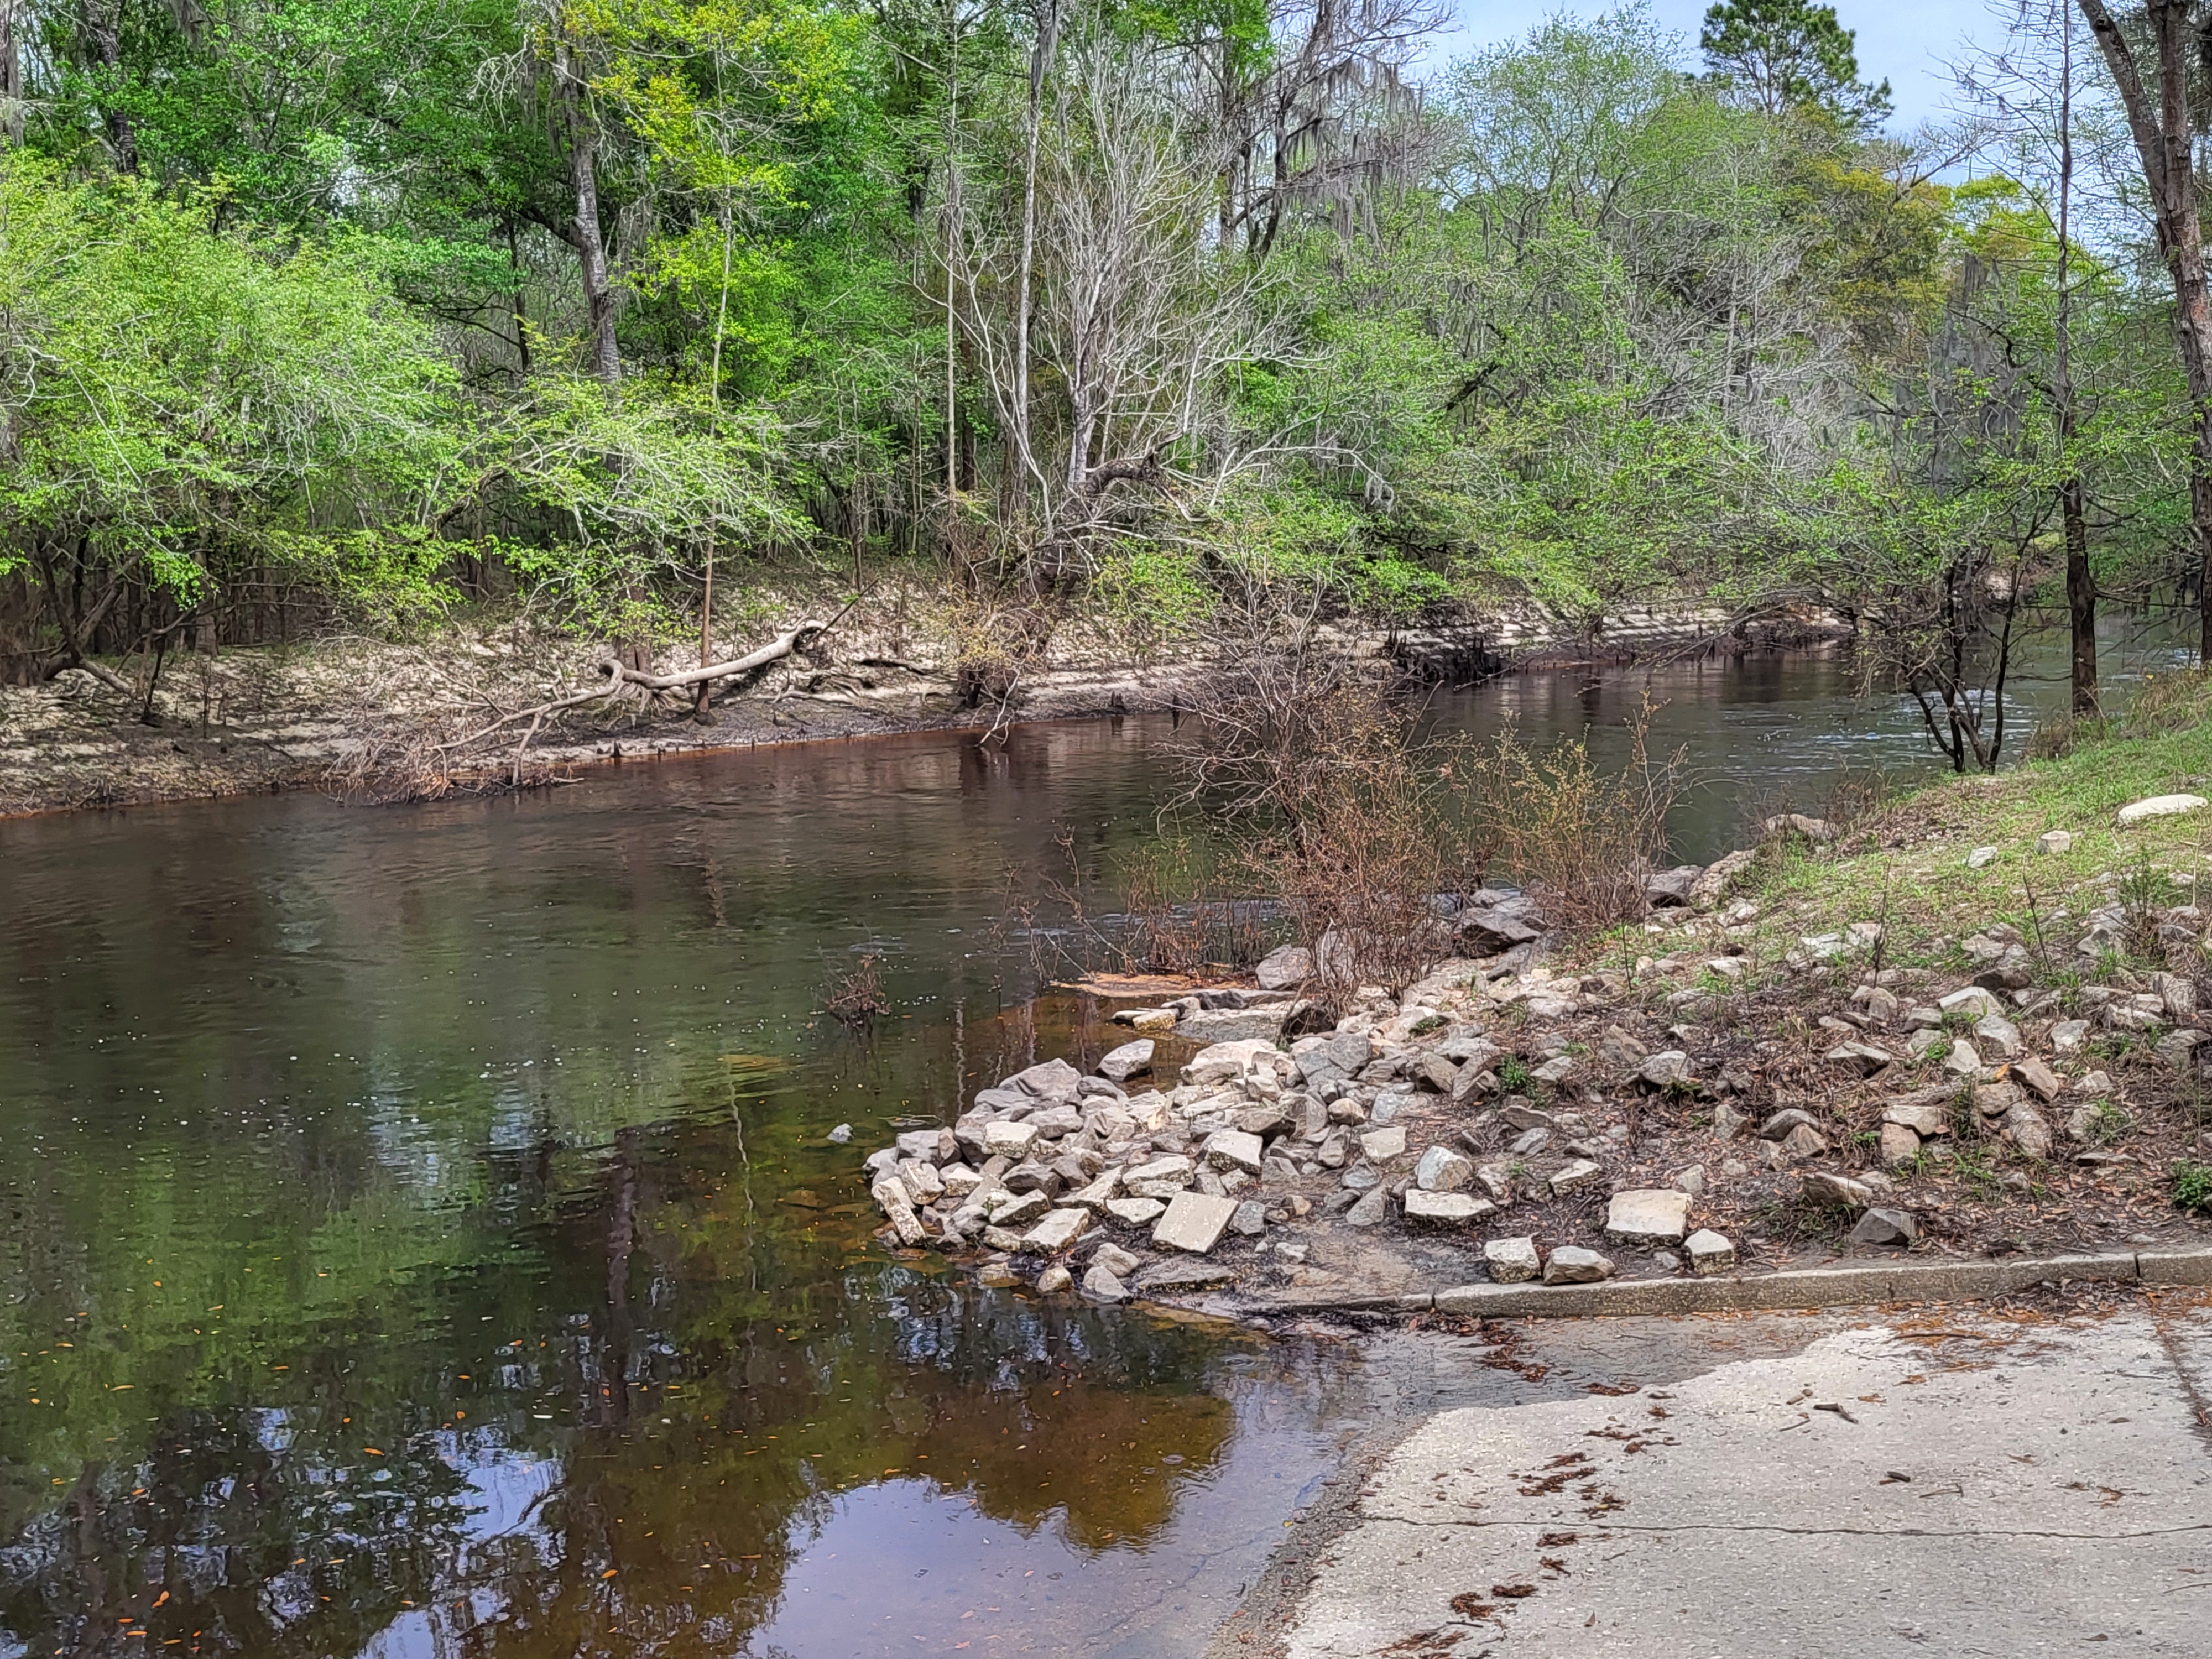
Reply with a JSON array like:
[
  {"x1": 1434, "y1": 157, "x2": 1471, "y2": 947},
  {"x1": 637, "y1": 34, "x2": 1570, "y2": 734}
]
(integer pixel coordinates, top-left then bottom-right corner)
[{"x1": 1431, "y1": 0, "x2": 2003, "y2": 130}]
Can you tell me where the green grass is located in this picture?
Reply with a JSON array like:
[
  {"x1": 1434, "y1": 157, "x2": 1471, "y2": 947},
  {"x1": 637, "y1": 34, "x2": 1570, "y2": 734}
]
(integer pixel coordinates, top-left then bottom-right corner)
[{"x1": 1733, "y1": 672, "x2": 2212, "y2": 969}]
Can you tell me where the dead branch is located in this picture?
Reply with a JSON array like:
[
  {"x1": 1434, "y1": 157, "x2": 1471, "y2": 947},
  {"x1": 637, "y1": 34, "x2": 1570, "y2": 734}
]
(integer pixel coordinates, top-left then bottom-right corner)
[
  {"x1": 434, "y1": 680, "x2": 621, "y2": 753},
  {"x1": 607, "y1": 608, "x2": 849, "y2": 692}
]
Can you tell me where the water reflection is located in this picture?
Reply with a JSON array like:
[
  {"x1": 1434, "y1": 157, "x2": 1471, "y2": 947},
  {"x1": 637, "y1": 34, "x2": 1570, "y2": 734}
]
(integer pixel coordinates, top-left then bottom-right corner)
[
  {"x1": 0, "y1": 721, "x2": 1363, "y2": 1659},
  {"x1": 0, "y1": 634, "x2": 2191, "y2": 1657}
]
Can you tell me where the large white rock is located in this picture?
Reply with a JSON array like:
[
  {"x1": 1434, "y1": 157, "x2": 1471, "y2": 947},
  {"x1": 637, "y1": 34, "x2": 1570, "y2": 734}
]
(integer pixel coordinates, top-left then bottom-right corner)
[
  {"x1": 1550, "y1": 1159, "x2": 1605, "y2": 1196},
  {"x1": 1414, "y1": 1145, "x2": 1475, "y2": 1191},
  {"x1": 1178, "y1": 1005, "x2": 1290, "y2": 1044},
  {"x1": 983, "y1": 1120, "x2": 1040, "y2": 1160},
  {"x1": 1825, "y1": 1041, "x2": 1895, "y2": 1077},
  {"x1": 871, "y1": 1177, "x2": 926, "y2": 1246},
  {"x1": 1082, "y1": 1262, "x2": 1128, "y2": 1300},
  {"x1": 1021, "y1": 1207, "x2": 1089, "y2": 1253},
  {"x1": 1883, "y1": 1095, "x2": 1952, "y2": 1136},
  {"x1": 1152, "y1": 1191, "x2": 1239, "y2": 1254},
  {"x1": 1975, "y1": 1015, "x2": 2023, "y2": 1058},
  {"x1": 1098, "y1": 1039, "x2": 1155, "y2": 1082},
  {"x1": 1009, "y1": 1057, "x2": 1084, "y2": 1098},
  {"x1": 2117, "y1": 793, "x2": 2208, "y2": 826},
  {"x1": 1542, "y1": 1245, "x2": 1616, "y2": 1285},
  {"x1": 1124, "y1": 1155, "x2": 1193, "y2": 1186},
  {"x1": 985, "y1": 1189, "x2": 1052, "y2": 1228},
  {"x1": 1403, "y1": 1190, "x2": 1496, "y2": 1227},
  {"x1": 1684, "y1": 1228, "x2": 1737, "y2": 1274},
  {"x1": 1255, "y1": 943, "x2": 1313, "y2": 990},
  {"x1": 1604, "y1": 1188, "x2": 1692, "y2": 1245},
  {"x1": 1182, "y1": 1038, "x2": 1283, "y2": 1088},
  {"x1": 1062, "y1": 1168, "x2": 1123, "y2": 1210},
  {"x1": 1937, "y1": 985, "x2": 2005, "y2": 1019},
  {"x1": 1203, "y1": 1128, "x2": 1266, "y2": 1175},
  {"x1": 1360, "y1": 1125, "x2": 1409, "y2": 1164},
  {"x1": 1485, "y1": 1236, "x2": 1541, "y2": 1282}
]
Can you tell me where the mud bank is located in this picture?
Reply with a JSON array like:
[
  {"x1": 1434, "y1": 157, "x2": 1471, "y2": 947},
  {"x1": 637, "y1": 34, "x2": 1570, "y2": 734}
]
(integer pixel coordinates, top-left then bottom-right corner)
[{"x1": 0, "y1": 596, "x2": 1846, "y2": 817}]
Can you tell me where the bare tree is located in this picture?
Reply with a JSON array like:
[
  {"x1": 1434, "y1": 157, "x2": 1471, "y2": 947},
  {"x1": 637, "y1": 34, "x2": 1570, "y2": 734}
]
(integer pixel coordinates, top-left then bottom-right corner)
[
  {"x1": 544, "y1": 1, "x2": 622, "y2": 388},
  {"x1": 2078, "y1": 0, "x2": 2212, "y2": 662}
]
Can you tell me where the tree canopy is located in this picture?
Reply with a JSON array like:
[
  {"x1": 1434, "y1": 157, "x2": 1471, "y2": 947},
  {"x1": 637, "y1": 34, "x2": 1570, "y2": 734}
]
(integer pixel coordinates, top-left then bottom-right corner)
[{"x1": 0, "y1": 0, "x2": 2195, "y2": 716}]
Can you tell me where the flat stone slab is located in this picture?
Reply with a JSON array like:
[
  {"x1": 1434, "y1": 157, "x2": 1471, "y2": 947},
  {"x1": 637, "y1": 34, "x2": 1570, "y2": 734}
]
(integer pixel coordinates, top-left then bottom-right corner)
[
  {"x1": 1102, "y1": 1196, "x2": 1166, "y2": 1228},
  {"x1": 1937, "y1": 985, "x2": 2005, "y2": 1018},
  {"x1": 1542, "y1": 1245, "x2": 1615, "y2": 1284},
  {"x1": 982, "y1": 1120, "x2": 1040, "y2": 1159},
  {"x1": 2117, "y1": 792, "x2": 2208, "y2": 825},
  {"x1": 1359, "y1": 1125, "x2": 1408, "y2": 1163},
  {"x1": 1883, "y1": 1095, "x2": 1953, "y2": 1136},
  {"x1": 985, "y1": 1189, "x2": 1051, "y2": 1228},
  {"x1": 1097, "y1": 1038, "x2": 1155, "y2": 1082},
  {"x1": 1020, "y1": 1207, "x2": 1089, "y2": 1254},
  {"x1": 1549, "y1": 1159, "x2": 1604, "y2": 1195},
  {"x1": 1124, "y1": 1155, "x2": 1193, "y2": 1185},
  {"x1": 1132, "y1": 1259, "x2": 1238, "y2": 1294},
  {"x1": 1603, "y1": 1188, "x2": 1691, "y2": 1245},
  {"x1": 1402, "y1": 1189, "x2": 1497, "y2": 1227},
  {"x1": 1176, "y1": 1005, "x2": 1288, "y2": 1044},
  {"x1": 1203, "y1": 1127, "x2": 1266, "y2": 1174},
  {"x1": 1151, "y1": 1190, "x2": 1238, "y2": 1254}
]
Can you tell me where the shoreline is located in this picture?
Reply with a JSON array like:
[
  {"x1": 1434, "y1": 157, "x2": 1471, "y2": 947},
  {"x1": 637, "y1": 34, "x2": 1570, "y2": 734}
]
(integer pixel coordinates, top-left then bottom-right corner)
[
  {"x1": 853, "y1": 695, "x2": 2212, "y2": 1329},
  {"x1": 0, "y1": 598, "x2": 1849, "y2": 820}
]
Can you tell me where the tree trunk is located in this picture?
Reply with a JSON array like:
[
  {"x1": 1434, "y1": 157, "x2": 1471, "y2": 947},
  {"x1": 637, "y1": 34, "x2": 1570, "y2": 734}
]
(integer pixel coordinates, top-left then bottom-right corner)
[
  {"x1": 1009, "y1": 0, "x2": 1057, "y2": 508},
  {"x1": 2080, "y1": 0, "x2": 2212, "y2": 662},
  {"x1": 81, "y1": 0, "x2": 137, "y2": 172},
  {"x1": 2056, "y1": 7, "x2": 2095, "y2": 714},
  {"x1": 2063, "y1": 474, "x2": 2097, "y2": 712},
  {"x1": 1, "y1": 0, "x2": 26, "y2": 146},
  {"x1": 554, "y1": 27, "x2": 620, "y2": 388}
]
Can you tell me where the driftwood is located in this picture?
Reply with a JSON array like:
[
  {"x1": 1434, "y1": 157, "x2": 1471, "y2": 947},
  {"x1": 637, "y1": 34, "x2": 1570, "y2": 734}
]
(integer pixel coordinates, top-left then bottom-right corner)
[
  {"x1": 430, "y1": 612, "x2": 846, "y2": 773},
  {"x1": 599, "y1": 618, "x2": 834, "y2": 692}
]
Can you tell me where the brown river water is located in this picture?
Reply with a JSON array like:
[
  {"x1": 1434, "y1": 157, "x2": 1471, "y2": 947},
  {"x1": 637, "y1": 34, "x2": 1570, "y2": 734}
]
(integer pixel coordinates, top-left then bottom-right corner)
[{"x1": 0, "y1": 634, "x2": 2188, "y2": 1657}]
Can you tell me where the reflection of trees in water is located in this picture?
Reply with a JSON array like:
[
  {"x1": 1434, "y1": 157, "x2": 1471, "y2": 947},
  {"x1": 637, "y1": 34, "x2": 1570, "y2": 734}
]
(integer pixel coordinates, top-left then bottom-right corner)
[{"x1": 0, "y1": 1103, "x2": 1365, "y2": 1659}]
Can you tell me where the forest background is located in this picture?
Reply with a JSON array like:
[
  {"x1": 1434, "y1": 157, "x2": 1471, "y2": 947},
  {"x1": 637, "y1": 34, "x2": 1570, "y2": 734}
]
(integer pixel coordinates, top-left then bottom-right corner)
[{"x1": 1, "y1": 0, "x2": 2206, "y2": 747}]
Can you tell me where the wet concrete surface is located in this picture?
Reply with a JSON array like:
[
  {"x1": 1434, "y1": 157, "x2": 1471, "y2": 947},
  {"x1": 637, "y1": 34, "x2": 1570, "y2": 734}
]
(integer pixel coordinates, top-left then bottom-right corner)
[{"x1": 1221, "y1": 1293, "x2": 2212, "y2": 1658}]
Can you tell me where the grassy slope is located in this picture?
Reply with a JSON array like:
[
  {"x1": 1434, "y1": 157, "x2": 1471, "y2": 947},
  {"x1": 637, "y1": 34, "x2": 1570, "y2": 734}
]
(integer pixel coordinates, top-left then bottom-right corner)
[{"x1": 1747, "y1": 680, "x2": 2212, "y2": 975}]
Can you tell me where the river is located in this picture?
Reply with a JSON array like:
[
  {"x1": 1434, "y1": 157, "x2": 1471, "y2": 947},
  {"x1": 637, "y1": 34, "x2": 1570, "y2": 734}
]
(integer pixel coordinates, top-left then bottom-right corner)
[{"x1": 0, "y1": 632, "x2": 2189, "y2": 1657}]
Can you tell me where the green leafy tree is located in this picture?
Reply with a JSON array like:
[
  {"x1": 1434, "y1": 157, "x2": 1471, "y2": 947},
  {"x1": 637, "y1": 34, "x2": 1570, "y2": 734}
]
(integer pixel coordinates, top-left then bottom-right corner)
[{"x1": 1700, "y1": 0, "x2": 1892, "y2": 128}]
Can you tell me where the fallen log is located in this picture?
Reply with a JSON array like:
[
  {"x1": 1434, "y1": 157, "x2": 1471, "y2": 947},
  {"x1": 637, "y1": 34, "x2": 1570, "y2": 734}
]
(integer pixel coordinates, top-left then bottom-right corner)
[{"x1": 602, "y1": 617, "x2": 837, "y2": 692}]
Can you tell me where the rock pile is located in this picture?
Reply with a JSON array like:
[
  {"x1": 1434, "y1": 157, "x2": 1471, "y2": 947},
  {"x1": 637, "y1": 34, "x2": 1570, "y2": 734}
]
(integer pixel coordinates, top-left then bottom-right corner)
[{"x1": 854, "y1": 820, "x2": 2212, "y2": 1307}]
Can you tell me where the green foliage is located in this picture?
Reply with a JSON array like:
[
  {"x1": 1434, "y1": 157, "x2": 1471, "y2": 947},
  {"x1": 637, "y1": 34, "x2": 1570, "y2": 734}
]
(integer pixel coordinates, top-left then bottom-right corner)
[
  {"x1": 0, "y1": 160, "x2": 464, "y2": 619},
  {"x1": 2174, "y1": 1159, "x2": 2212, "y2": 1214},
  {"x1": 0, "y1": 0, "x2": 2194, "y2": 664},
  {"x1": 1700, "y1": 0, "x2": 1891, "y2": 128}
]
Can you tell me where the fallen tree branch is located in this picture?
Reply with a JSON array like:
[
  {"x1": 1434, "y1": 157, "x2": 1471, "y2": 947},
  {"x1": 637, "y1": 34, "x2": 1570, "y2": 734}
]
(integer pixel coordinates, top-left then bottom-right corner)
[
  {"x1": 606, "y1": 602, "x2": 854, "y2": 692},
  {"x1": 409, "y1": 606, "x2": 858, "y2": 768},
  {"x1": 432, "y1": 681, "x2": 620, "y2": 753}
]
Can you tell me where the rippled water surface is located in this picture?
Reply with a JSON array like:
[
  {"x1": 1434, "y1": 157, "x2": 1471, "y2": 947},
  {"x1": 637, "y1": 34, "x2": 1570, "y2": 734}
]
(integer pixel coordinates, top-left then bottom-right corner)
[{"x1": 0, "y1": 633, "x2": 2188, "y2": 1657}]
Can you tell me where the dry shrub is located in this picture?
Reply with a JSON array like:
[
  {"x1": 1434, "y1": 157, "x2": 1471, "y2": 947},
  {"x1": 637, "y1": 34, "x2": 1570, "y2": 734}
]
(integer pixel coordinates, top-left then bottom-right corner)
[
  {"x1": 1115, "y1": 837, "x2": 1274, "y2": 975},
  {"x1": 2120, "y1": 665, "x2": 2212, "y2": 737},
  {"x1": 825, "y1": 952, "x2": 890, "y2": 1029},
  {"x1": 1461, "y1": 702, "x2": 1684, "y2": 936},
  {"x1": 1003, "y1": 832, "x2": 1273, "y2": 982},
  {"x1": 1168, "y1": 650, "x2": 1485, "y2": 995}
]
